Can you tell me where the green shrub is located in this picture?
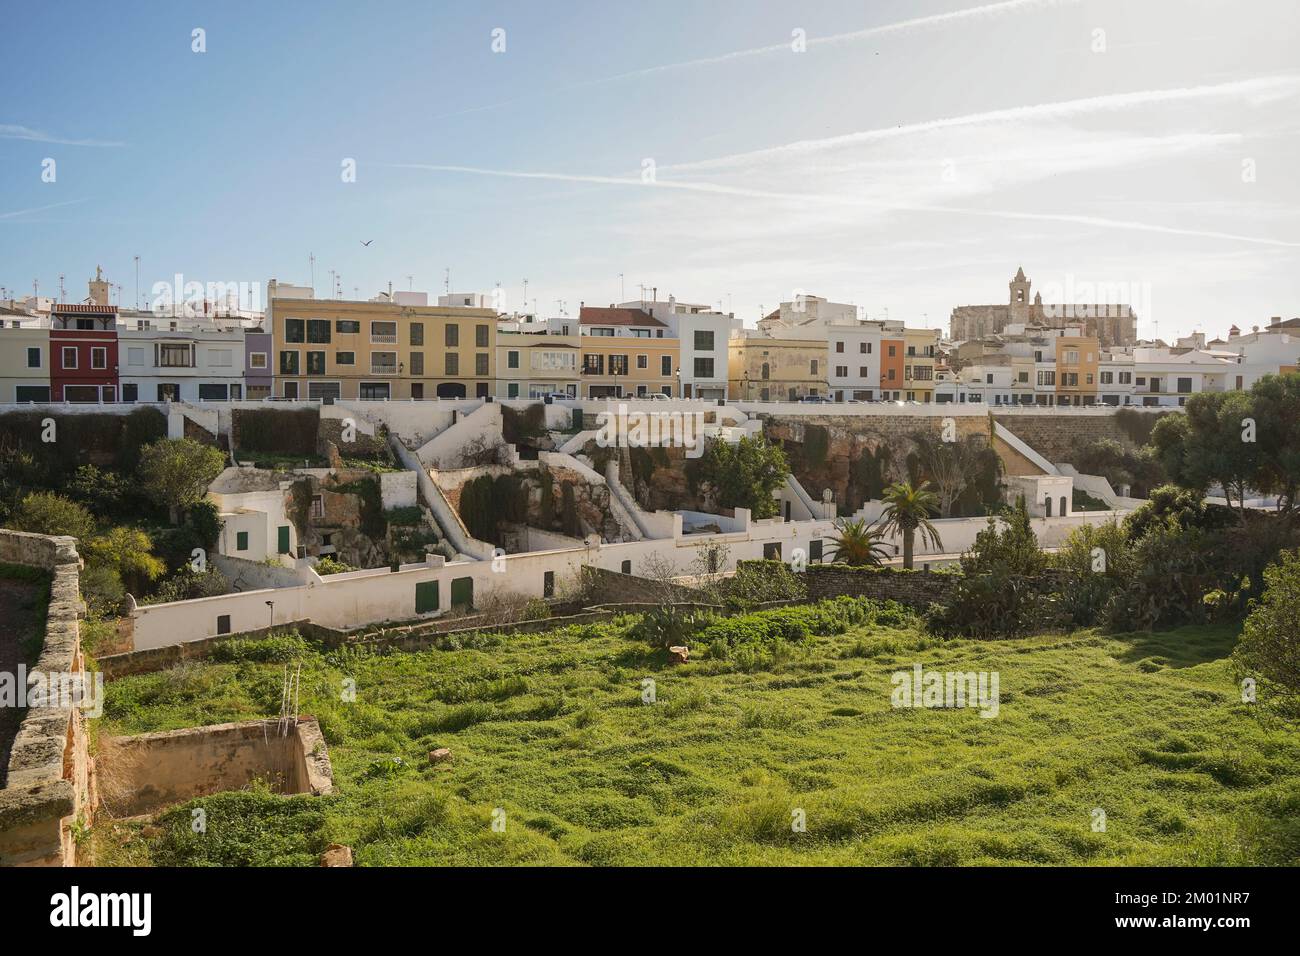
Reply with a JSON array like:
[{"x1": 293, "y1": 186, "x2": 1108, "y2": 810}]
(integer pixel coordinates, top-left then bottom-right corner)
[
  {"x1": 698, "y1": 596, "x2": 914, "y2": 655},
  {"x1": 313, "y1": 556, "x2": 357, "y2": 575},
  {"x1": 631, "y1": 604, "x2": 705, "y2": 649},
  {"x1": 385, "y1": 505, "x2": 422, "y2": 526},
  {"x1": 720, "y1": 559, "x2": 806, "y2": 609},
  {"x1": 210, "y1": 631, "x2": 311, "y2": 663}
]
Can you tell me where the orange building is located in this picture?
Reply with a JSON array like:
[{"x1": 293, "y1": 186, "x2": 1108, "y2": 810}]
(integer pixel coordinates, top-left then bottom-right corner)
[{"x1": 880, "y1": 338, "x2": 905, "y2": 399}]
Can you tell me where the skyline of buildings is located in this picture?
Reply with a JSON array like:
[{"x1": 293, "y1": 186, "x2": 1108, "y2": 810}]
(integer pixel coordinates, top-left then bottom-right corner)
[{"x1": 1, "y1": 262, "x2": 1295, "y2": 408}]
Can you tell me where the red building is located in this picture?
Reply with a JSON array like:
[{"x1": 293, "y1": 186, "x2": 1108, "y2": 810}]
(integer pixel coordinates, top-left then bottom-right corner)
[{"x1": 50, "y1": 304, "x2": 119, "y2": 402}]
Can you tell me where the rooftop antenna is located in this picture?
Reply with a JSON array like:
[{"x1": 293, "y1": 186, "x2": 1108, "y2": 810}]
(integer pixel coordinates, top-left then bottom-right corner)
[
  {"x1": 58, "y1": 274, "x2": 65, "y2": 303},
  {"x1": 310, "y1": 253, "x2": 316, "y2": 295},
  {"x1": 407, "y1": 274, "x2": 414, "y2": 292},
  {"x1": 134, "y1": 255, "x2": 140, "y2": 309},
  {"x1": 522, "y1": 278, "x2": 528, "y2": 308},
  {"x1": 444, "y1": 267, "x2": 451, "y2": 293},
  {"x1": 619, "y1": 273, "x2": 624, "y2": 303}
]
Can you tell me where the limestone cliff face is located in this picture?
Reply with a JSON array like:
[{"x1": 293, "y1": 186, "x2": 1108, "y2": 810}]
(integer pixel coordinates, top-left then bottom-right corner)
[{"x1": 761, "y1": 415, "x2": 980, "y2": 513}]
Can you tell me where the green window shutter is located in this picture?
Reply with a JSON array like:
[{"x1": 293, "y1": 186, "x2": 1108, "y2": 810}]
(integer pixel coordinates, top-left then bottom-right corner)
[
  {"x1": 416, "y1": 580, "x2": 439, "y2": 614},
  {"x1": 278, "y1": 526, "x2": 291, "y2": 554},
  {"x1": 237, "y1": 531, "x2": 249, "y2": 551},
  {"x1": 450, "y1": 576, "x2": 474, "y2": 611}
]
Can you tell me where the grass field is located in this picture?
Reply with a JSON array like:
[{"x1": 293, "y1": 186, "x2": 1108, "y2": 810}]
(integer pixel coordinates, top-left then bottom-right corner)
[{"x1": 91, "y1": 610, "x2": 1300, "y2": 866}]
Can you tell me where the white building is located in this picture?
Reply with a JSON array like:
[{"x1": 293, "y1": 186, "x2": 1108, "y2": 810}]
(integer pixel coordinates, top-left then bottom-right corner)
[
  {"x1": 117, "y1": 319, "x2": 249, "y2": 403},
  {"x1": 618, "y1": 297, "x2": 741, "y2": 400}
]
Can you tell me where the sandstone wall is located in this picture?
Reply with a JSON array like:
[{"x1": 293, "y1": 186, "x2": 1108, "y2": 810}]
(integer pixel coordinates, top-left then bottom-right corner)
[{"x1": 0, "y1": 531, "x2": 90, "y2": 867}]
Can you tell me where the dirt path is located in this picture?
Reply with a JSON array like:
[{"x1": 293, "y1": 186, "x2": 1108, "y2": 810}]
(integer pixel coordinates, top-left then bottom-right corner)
[{"x1": 0, "y1": 577, "x2": 41, "y2": 787}]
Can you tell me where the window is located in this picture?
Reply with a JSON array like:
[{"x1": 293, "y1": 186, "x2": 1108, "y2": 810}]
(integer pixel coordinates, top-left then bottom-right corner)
[
  {"x1": 285, "y1": 318, "x2": 305, "y2": 342},
  {"x1": 445, "y1": 353, "x2": 459, "y2": 375},
  {"x1": 810, "y1": 359, "x2": 819, "y2": 375},
  {"x1": 410, "y1": 352, "x2": 424, "y2": 375},
  {"x1": 763, "y1": 542, "x2": 782, "y2": 560},
  {"x1": 859, "y1": 366, "x2": 869, "y2": 377},
  {"x1": 159, "y1": 343, "x2": 192, "y2": 367},
  {"x1": 887, "y1": 368, "x2": 896, "y2": 381},
  {"x1": 809, "y1": 539, "x2": 823, "y2": 562},
  {"x1": 1037, "y1": 370, "x2": 1055, "y2": 386},
  {"x1": 1100, "y1": 371, "x2": 1113, "y2": 384},
  {"x1": 416, "y1": 580, "x2": 439, "y2": 613},
  {"x1": 283, "y1": 381, "x2": 299, "y2": 399},
  {"x1": 609, "y1": 354, "x2": 629, "y2": 376},
  {"x1": 861, "y1": 342, "x2": 871, "y2": 354},
  {"x1": 507, "y1": 383, "x2": 519, "y2": 398},
  {"x1": 583, "y1": 354, "x2": 604, "y2": 375},
  {"x1": 1061, "y1": 372, "x2": 1078, "y2": 387},
  {"x1": 1177, "y1": 377, "x2": 1193, "y2": 394},
  {"x1": 661, "y1": 355, "x2": 672, "y2": 376},
  {"x1": 311, "y1": 495, "x2": 324, "y2": 518},
  {"x1": 371, "y1": 321, "x2": 397, "y2": 343},
  {"x1": 306, "y1": 352, "x2": 326, "y2": 375},
  {"x1": 371, "y1": 351, "x2": 398, "y2": 374},
  {"x1": 307, "y1": 382, "x2": 340, "y2": 402},
  {"x1": 445, "y1": 324, "x2": 459, "y2": 347},
  {"x1": 411, "y1": 383, "x2": 423, "y2": 399},
  {"x1": 888, "y1": 345, "x2": 897, "y2": 357},
  {"x1": 236, "y1": 531, "x2": 249, "y2": 551},
  {"x1": 280, "y1": 351, "x2": 299, "y2": 374},
  {"x1": 621, "y1": 560, "x2": 632, "y2": 574},
  {"x1": 543, "y1": 570, "x2": 555, "y2": 598},
  {"x1": 217, "y1": 615, "x2": 231, "y2": 636},
  {"x1": 121, "y1": 384, "x2": 138, "y2": 403},
  {"x1": 835, "y1": 365, "x2": 848, "y2": 377},
  {"x1": 306, "y1": 319, "x2": 331, "y2": 343},
  {"x1": 636, "y1": 354, "x2": 648, "y2": 369},
  {"x1": 336, "y1": 351, "x2": 355, "y2": 365},
  {"x1": 25, "y1": 347, "x2": 40, "y2": 368},
  {"x1": 198, "y1": 383, "x2": 228, "y2": 401},
  {"x1": 208, "y1": 349, "x2": 233, "y2": 367},
  {"x1": 476, "y1": 325, "x2": 489, "y2": 347},
  {"x1": 475, "y1": 382, "x2": 489, "y2": 398},
  {"x1": 1018, "y1": 371, "x2": 1029, "y2": 383},
  {"x1": 15, "y1": 385, "x2": 50, "y2": 402},
  {"x1": 61, "y1": 347, "x2": 78, "y2": 369},
  {"x1": 410, "y1": 322, "x2": 424, "y2": 346},
  {"x1": 278, "y1": 525, "x2": 291, "y2": 554},
  {"x1": 507, "y1": 350, "x2": 519, "y2": 369},
  {"x1": 360, "y1": 382, "x2": 391, "y2": 400},
  {"x1": 1119, "y1": 371, "x2": 1132, "y2": 384},
  {"x1": 694, "y1": 330, "x2": 714, "y2": 351},
  {"x1": 249, "y1": 352, "x2": 268, "y2": 369},
  {"x1": 1064, "y1": 349, "x2": 1079, "y2": 364},
  {"x1": 693, "y1": 357, "x2": 714, "y2": 378},
  {"x1": 835, "y1": 341, "x2": 844, "y2": 353},
  {"x1": 335, "y1": 320, "x2": 361, "y2": 334},
  {"x1": 476, "y1": 353, "x2": 489, "y2": 376}
]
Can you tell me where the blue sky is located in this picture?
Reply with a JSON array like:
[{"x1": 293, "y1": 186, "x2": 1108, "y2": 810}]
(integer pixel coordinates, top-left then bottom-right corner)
[{"x1": 2, "y1": 0, "x2": 1297, "y2": 338}]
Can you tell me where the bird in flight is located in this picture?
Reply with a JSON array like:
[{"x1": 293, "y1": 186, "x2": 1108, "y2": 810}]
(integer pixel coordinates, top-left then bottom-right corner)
[{"x1": 360, "y1": 239, "x2": 373, "y2": 246}]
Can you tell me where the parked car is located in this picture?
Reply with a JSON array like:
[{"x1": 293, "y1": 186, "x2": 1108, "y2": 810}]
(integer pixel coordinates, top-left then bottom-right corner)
[{"x1": 800, "y1": 395, "x2": 833, "y2": 403}]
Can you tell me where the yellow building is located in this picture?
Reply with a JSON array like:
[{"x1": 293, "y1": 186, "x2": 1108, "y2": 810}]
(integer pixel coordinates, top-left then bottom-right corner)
[
  {"x1": 728, "y1": 335, "x2": 827, "y2": 401},
  {"x1": 0, "y1": 325, "x2": 51, "y2": 402},
  {"x1": 1055, "y1": 335, "x2": 1100, "y2": 405},
  {"x1": 269, "y1": 297, "x2": 497, "y2": 400},
  {"x1": 902, "y1": 328, "x2": 940, "y2": 402},
  {"x1": 496, "y1": 331, "x2": 580, "y2": 399},
  {"x1": 578, "y1": 336, "x2": 680, "y2": 398}
]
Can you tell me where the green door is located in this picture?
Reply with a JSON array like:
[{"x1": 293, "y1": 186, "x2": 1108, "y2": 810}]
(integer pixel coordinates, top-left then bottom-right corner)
[
  {"x1": 415, "y1": 580, "x2": 439, "y2": 614},
  {"x1": 278, "y1": 525, "x2": 291, "y2": 554},
  {"x1": 450, "y1": 576, "x2": 474, "y2": 611}
]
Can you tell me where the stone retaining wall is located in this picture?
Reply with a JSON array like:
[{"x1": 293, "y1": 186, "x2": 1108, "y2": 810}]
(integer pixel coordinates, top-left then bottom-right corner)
[
  {"x1": 0, "y1": 531, "x2": 91, "y2": 867},
  {"x1": 806, "y1": 563, "x2": 956, "y2": 609}
]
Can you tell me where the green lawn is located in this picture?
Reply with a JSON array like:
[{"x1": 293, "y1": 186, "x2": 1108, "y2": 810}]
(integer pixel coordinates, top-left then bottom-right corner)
[{"x1": 91, "y1": 614, "x2": 1300, "y2": 866}]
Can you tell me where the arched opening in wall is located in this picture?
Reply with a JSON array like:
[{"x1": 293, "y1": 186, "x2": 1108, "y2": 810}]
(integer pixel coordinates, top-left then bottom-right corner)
[
  {"x1": 437, "y1": 382, "x2": 467, "y2": 399},
  {"x1": 1060, "y1": 496, "x2": 1067, "y2": 517},
  {"x1": 1044, "y1": 495, "x2": 1053, "y2": 517}
]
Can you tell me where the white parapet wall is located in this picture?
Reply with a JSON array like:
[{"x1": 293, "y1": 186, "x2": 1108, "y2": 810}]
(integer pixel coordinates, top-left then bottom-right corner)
[{"x1": 129, "y1": 504, "x2": 1131, "y2": 651}]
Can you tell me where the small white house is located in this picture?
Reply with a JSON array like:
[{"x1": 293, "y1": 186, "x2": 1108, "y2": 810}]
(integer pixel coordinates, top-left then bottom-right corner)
[{"x1": 1004, "y1": 474, "x2": 1074, "y2": 518}]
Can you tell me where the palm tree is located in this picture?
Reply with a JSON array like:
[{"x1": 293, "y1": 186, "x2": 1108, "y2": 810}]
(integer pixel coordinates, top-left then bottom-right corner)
[
  {"x1": 878, "y1": 481, "x2": 943, "y2": 569},
  {"x1": 826, "y1": 517, "x2": 891, "y2": 567}
]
